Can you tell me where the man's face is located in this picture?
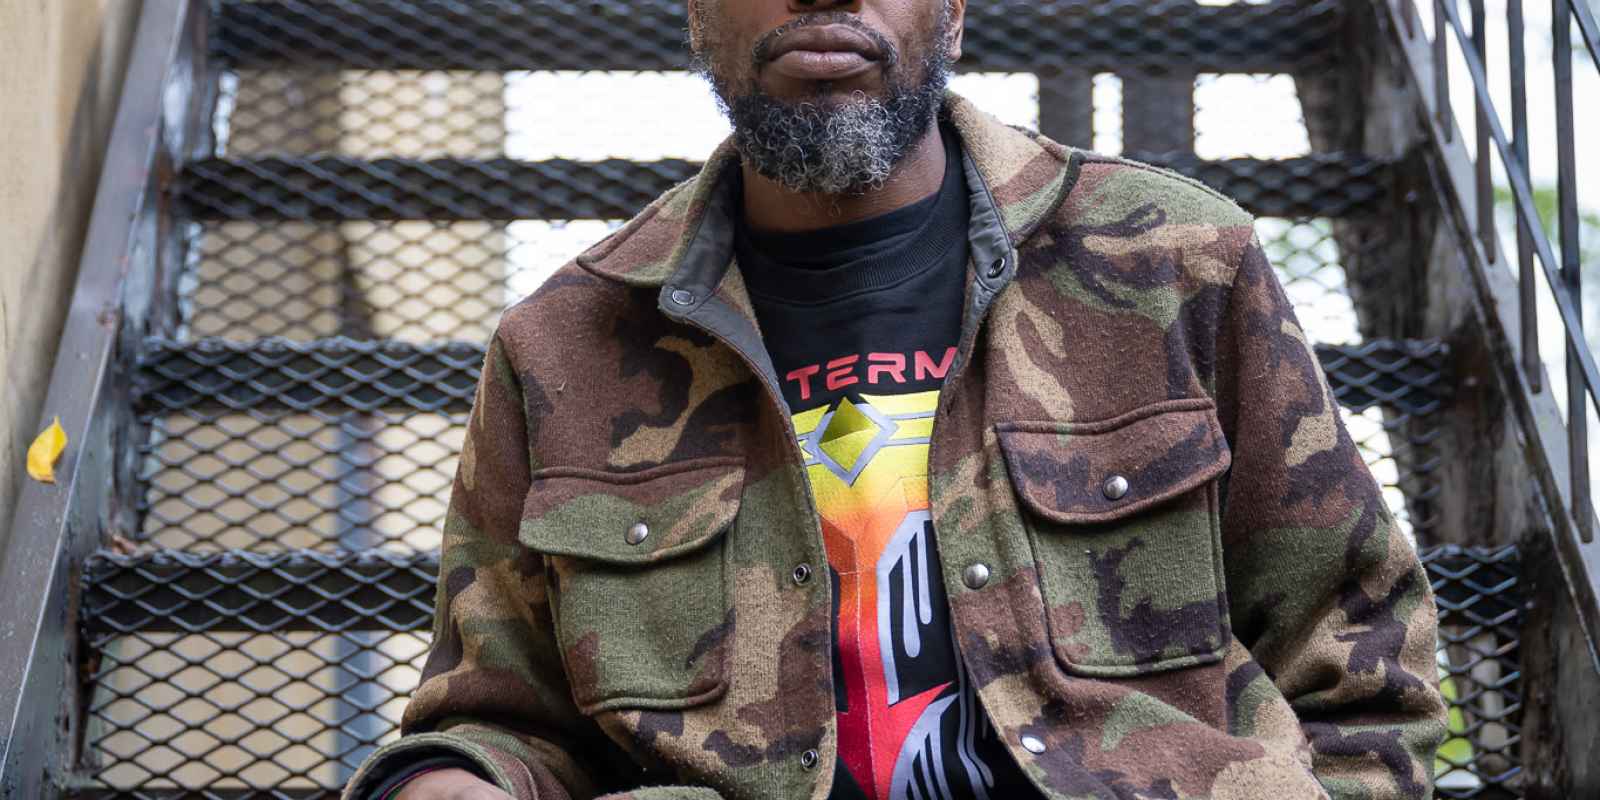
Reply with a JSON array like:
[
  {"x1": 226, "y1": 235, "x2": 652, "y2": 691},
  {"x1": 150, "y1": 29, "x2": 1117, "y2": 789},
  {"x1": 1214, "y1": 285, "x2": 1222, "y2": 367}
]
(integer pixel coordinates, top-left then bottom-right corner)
[{"x1": 689, "y1": 0, "x2": 964, "y2": 196}]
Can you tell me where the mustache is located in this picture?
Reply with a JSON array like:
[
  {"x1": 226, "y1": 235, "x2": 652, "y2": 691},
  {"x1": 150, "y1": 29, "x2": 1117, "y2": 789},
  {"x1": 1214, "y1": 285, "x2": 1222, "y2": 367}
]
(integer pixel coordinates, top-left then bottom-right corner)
[{"x1": 750, "y1": 12, "x2": 900, "y2": 70}]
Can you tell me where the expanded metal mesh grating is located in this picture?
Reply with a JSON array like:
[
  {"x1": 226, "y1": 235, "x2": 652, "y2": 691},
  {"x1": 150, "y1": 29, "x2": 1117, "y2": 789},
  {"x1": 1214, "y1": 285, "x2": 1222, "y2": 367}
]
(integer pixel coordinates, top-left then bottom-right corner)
[
  {"x1": 206, "y1": 68, "x2": 1337, "y2": 160},
  {"x1": 1322, "y1": 340, "x2": 1448, "y2": 542},
  {"x1": 183, "y1": 74, "x2": 1389, "y2": 344},
  {"x1": 78, "y1": 545, "x2": 1514, "y2": 798},
  {"x1": 175, "y1": 155, "x2": 1388, "y2": 223},
  {"x1": 132, "y1": 339, "x2": 479, "y2": 552},
  {"x1": 72, "y1": 1, "x2": 1507, "y2": 798},
  {"x1": 1423, "y1": 546, "x2": 1524, "y2": 798},
  {"x1": 211, "y1": 0, "x2": 1341, "y2": 74},
  {"x1": 81, "y1": 550, "x2": 435, "y2": 796},
  {"x1": 170, "y1": 215, "x2": 1384, "y2": 344},
  {"x1": 141, "y1": 1, "x2": 1446, "y2": 559},
  {"x1": 175, "y1": 219, "x2": 618, "y2": 342},
  {"x1": 127, "y1": 338, "x2": 1448, "y2": 553},
  {"x1": 186, "y1": 7, "x2": 1385, "y2": 347}
]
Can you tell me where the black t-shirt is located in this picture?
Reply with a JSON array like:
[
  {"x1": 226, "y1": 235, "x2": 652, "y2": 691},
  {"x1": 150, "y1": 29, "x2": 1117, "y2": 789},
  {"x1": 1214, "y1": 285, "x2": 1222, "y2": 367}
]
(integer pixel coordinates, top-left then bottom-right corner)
[{"x1": 739, "y1": 124, "x2": 1038, "y2": 800}]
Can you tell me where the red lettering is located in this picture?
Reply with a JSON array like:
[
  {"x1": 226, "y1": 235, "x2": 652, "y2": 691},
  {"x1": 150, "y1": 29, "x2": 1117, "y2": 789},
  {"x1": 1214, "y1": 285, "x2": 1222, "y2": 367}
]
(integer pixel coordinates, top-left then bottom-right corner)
[
  {"x1": 786, "y1": 364, "x2": 821, "y2": 401},
  {"x1": 866, "y1": 352, "x2": 907, "y2": 385},
  {"x1": 914, "y1": 347, "x2": 957, "y2": 381},
  {"x1": 825, "y1": 355, "x2": 860, "y2": 392}
]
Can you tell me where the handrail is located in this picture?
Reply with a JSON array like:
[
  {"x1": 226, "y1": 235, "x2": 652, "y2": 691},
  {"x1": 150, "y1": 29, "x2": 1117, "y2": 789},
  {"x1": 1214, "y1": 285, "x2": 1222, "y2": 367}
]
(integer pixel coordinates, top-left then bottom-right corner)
[
  {"x1": 1428, "y1": 0, "x2": 1600, "y2": 530},
  {"x1": 1376, "y1": 0, "x2": 1600, "y2": 662},
  {"x1": 1570, "y1": 1, "x2": 1599, "y2": 70},
  {"x1": 1433, "y1": 0, "x2": 1600, "y2": 425},
  {"x1": 0, "y1": 1, "x2": 204, "y2": 796}
]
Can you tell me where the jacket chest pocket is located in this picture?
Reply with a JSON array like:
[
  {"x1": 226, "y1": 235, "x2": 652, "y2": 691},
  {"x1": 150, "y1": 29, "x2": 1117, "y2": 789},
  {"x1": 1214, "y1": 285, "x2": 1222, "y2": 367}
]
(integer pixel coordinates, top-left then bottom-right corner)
[
  {"x1": 997, "y1": 399, "x2": 1231, "y2": 677},
  {"x1": 521, "y1": 457, "x2": 743, "y2": 714}
]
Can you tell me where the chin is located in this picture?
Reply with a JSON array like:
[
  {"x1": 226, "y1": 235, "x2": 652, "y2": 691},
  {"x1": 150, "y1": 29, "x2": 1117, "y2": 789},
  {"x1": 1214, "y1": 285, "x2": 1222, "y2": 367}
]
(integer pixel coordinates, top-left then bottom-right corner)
[{"x1": 769, "y1": 81, "x2": 888, "y2": 105}]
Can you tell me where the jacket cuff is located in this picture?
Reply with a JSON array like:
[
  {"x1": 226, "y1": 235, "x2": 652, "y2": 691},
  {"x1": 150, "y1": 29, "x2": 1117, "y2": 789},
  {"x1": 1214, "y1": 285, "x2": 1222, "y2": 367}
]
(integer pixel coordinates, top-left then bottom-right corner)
[
  {"x1": 362, "y1": 753, "x2": 487, "y2": 800},
  {"x1": 343, "y1": 733, "x2": 534, "y2": 800}
]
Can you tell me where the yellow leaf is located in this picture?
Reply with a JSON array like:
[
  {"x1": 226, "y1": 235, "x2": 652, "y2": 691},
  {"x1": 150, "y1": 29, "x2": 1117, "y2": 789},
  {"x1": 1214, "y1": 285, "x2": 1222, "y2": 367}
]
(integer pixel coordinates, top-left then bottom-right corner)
[{"x1": 26, "y1": 416, "x2": 67, "y2": 484}]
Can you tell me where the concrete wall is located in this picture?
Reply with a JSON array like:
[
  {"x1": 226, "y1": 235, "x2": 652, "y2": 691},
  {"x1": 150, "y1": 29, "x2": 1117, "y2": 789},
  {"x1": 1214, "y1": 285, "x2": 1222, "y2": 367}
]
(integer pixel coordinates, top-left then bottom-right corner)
[{"x1": 0, "y1": 0, "x2": 143, "y2": 541}]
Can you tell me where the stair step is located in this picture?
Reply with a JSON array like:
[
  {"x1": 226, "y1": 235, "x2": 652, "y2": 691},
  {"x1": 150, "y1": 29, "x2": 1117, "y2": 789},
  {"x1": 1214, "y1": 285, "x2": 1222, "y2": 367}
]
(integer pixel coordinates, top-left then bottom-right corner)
[
  {"x1": 214, "y1": 0, "x2": 1341, "y2": 74},
  {"x1": 83, "y1": 549, "x2": 437, "y2": 635},
  {"x1": 128, "y1": 339, "x2": 483, "y2": 552},
  {"x1": 177, "y1": 157, "x2": 698, "y2": 223},
  {"x1": 1422, "y1": 544, "x2": 1524, "y2": 623},
  {"x1": 84, "y1": 539, "x2": 1500, "y2": 638},
  {"x1": 176, "y1": 154, "x2": 1394, "y2": 222},
  {"x1": 1318, "y1": 339, "x2": 1449, "y2": 415},
  {"x1": 125, "y1": 338, "x2": 1448, "y2": 552},
  {"x1": 79, "y1": 549, "x2": 432, "y2": 796},
  {"x1": 75, "y1": 544, "x2": 1517, "y2": 796},
  {"x1": 137, "y1": 338, "x2": 1445, "y2": 415},
  {"x1": 136, "y1": 337, "x2": 483, "y2": 414}
]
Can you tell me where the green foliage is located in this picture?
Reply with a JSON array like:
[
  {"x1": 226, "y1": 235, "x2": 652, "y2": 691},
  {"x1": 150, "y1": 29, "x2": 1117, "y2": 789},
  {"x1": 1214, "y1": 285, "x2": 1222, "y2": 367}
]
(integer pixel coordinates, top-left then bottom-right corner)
[
  {"x1": 1434, "y1": 667, "x2": 1475, "y2": 780},
  {"x1": 1494, "y1": 184, "x2": 1600, "y2": 267}
]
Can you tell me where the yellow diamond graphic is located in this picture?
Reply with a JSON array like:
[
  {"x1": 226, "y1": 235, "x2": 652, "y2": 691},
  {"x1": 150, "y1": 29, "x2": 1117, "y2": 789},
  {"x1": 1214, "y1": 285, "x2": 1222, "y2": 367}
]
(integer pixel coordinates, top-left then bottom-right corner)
[{"x1": 818, "y1": 397, "x2": 884, "y2": 474}]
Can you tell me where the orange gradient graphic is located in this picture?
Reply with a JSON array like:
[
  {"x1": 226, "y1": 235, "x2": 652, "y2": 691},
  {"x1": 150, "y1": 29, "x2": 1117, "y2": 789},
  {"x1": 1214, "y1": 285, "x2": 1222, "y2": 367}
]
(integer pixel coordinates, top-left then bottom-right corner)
[{"x1": 794, "y1": 390, "x2": 946, "y2": 798}]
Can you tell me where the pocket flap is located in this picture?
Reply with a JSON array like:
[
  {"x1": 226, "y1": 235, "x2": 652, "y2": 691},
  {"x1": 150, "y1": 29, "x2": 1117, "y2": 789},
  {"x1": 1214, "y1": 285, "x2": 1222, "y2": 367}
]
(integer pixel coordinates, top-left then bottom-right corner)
[
  {"x1": 520, "y1": 457, "x2": 744, "y2": 565},
  {"x1": 997, "y1": 399, "x2": 1230, "y2": 524}
]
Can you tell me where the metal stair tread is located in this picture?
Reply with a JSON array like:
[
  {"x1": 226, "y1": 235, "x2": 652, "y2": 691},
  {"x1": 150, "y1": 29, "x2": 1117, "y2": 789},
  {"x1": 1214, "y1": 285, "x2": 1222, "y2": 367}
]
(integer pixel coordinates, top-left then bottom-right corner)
[
  {"x1": 214, "y1": 0, "x2": 1343, "y2": 73},
  {"x1": 81, "y1": 543, "x2": 1510, "y2": 635},
  {"x1": 83, "y1": 548, "x2": 439, "y2": 635},
  {"x1": 135, "y1": 336, "x2": 483, "y2": 414},
  {"x1": 176, "y1": 153, "x2": 1396, "y2": 221},
  {"x1": 134, "y1": 336, "x2": 1449, "y2": 415}
]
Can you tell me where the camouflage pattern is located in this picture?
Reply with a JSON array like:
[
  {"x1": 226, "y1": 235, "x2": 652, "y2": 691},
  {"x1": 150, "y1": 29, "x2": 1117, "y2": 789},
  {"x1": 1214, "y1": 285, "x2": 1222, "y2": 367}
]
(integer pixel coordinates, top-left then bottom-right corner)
[{"x1": 342, "y1": 93, "x2": 1447, "y2": 800}]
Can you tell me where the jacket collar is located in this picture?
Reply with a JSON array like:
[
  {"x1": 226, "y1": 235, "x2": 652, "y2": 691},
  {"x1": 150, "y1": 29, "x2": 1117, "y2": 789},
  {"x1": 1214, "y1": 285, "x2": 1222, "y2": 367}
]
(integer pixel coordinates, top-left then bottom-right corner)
[{"x1": 573, "y1": 91, "x2": 1079, "y2": 292}]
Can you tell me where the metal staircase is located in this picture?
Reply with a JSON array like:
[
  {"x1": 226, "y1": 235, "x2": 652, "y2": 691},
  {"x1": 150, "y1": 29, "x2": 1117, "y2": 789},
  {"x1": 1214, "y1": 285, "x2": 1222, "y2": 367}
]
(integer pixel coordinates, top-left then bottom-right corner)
[{"x1": 3, "y1": 0, "x2": 1594, "y2": 797}]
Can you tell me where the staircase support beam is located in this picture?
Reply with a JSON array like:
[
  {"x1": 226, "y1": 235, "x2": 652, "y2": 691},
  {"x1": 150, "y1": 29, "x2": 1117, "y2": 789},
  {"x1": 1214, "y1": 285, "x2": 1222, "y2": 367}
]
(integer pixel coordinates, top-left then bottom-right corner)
[
  {"x1": 0, "y1": 1, "x2": 211, "y2": 797},
  {"x1": 1367, "y1": 0, "x2": 1600, "y2": 791}
]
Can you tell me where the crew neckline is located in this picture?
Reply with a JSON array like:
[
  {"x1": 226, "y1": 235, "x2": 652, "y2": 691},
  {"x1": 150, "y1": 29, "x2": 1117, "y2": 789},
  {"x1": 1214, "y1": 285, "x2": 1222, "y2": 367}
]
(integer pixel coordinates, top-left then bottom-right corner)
[{"x1": 735, "y1": 122, "x2": 967, "y2": 306}]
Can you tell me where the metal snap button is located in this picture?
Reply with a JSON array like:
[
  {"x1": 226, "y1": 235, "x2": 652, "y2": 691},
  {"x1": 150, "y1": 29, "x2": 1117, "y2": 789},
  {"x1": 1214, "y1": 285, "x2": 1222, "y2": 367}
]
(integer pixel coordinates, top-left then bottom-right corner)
[
  {"x1": 986, "y1": 257, "x2": 1006, "y2": 279},
  {"x1": 1102, "y1": 474, "x2": 1130, "y2": 501},
  {"x1": 625, "y1": 521, "x2": 650, "y2": 545},
  {"x1": 669, "y1": 288, "x2": 696, "y2": 306},
  {"x1": 792, "y1": 563, "x2": 812, "y2": 585},
  {"x1": 800, "y1": 749, "x2": 820, "y2": 769},
  {"x1": 963, "y1": 563, "x2": 991, "y2": 590},
  {"x1": 1021, "y1": 735, "x2": 1046, "y2": 754}
]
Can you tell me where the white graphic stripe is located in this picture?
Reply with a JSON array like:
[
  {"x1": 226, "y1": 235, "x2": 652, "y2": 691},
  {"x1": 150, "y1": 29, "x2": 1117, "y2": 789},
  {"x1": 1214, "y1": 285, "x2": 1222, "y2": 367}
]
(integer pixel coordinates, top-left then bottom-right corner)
[{"x1": 877, "y1": 510, "x2": 935, "y2": 704}]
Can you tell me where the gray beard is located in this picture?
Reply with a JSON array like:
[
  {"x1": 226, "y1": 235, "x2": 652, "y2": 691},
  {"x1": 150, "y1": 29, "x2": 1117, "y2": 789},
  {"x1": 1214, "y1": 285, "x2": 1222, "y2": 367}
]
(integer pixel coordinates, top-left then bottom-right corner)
[
  {"x1": 723, "y1": 84, "x2": 945, "y2": 196},
  {"x1": 691, "y1": 9, "x2": 953, "y2": 197}
]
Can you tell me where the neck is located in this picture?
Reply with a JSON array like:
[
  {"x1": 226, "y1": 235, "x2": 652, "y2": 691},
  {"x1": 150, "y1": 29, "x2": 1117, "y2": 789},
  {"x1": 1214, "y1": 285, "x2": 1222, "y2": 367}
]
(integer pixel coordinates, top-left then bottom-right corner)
[{"x1": 738, "y1": 123, "x2": 948, "y2": 234}]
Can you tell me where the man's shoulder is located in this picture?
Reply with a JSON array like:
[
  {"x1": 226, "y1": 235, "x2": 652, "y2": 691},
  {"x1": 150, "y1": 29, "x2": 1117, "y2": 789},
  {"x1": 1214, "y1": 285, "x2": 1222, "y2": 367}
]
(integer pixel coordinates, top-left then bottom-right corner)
[
  {"x1": 1056, "y1": 151, "x2": 1254, "y2": 232},
  {"x1": 490, "y1": 166, "x2": 711, "y2": 351},
  {"x1": 1024, "y1": 149, "x2": 1257, "y2": 291}
]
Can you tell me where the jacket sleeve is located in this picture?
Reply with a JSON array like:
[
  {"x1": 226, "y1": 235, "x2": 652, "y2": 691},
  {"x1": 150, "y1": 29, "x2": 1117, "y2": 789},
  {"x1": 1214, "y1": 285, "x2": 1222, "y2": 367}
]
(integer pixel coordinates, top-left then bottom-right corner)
[
  {"x1": 343, "y1": 331, "x2": 709, "y2": 800},
  {"x1": 1212, "y1": 231, "x2": 1449, "y2": 799}
]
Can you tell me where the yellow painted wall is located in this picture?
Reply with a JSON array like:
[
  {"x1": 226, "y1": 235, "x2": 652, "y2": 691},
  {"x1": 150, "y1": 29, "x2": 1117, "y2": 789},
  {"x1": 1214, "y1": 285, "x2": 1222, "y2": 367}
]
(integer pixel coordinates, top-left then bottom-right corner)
[{"x1": 0, "y1": 0, "x2": 143, "y2": 540}]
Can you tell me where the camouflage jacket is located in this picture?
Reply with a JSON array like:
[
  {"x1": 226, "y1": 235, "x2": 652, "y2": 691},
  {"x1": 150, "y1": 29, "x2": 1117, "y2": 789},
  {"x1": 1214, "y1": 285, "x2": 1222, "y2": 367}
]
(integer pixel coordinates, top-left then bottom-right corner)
[{"x1": 344, "y1": 93, "x2": 1447, "y2": 800}]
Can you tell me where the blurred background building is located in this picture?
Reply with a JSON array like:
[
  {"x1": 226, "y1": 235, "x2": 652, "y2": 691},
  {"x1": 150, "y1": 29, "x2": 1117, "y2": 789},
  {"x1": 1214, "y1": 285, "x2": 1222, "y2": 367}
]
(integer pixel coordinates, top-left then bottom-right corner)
[{"x1": 0, "y1": 1, "x2": 142, "y2": 546}]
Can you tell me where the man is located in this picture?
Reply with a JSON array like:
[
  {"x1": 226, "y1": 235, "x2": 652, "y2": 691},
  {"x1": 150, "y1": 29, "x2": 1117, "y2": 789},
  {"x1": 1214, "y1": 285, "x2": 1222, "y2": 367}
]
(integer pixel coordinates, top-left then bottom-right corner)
[{"x1": 344, "y1": 0, "x2": 1448, "y2": 798}]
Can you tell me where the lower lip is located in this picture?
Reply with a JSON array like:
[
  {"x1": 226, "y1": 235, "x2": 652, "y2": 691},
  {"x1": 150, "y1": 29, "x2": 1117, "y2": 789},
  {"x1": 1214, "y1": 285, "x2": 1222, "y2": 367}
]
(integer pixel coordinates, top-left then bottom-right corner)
[{"x1": 769, "y1": 50, "x2": 876, "y2": 81}]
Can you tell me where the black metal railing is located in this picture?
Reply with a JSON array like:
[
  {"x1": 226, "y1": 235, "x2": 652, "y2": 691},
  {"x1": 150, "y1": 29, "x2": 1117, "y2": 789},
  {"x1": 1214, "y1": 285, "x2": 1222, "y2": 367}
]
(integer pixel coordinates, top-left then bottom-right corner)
[
  {"x1": 1384, "y1": 0, "x2": 1600, "y2": 536},
  {"x1": 0, "y1": 0, "x2": 209, "y2": 795}
]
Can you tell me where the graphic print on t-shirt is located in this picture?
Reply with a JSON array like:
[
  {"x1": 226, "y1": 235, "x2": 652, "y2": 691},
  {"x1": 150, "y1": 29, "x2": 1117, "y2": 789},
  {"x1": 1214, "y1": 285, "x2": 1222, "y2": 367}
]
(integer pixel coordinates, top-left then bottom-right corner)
[
  {"x1": 741, "y1": 120, "x2": 1036, "y2": 800},
  {"x1": 792, "y1": 383, "x2": 1002, "y2": 800}
]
